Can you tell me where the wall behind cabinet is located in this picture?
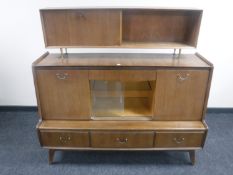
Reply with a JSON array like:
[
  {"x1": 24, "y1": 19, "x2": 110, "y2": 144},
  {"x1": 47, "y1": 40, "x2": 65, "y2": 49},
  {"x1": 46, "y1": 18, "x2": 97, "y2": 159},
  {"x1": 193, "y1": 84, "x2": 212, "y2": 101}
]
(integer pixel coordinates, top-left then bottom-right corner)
[{"x1": 0, "y1": 0, "x2": 233, "y2": 107}]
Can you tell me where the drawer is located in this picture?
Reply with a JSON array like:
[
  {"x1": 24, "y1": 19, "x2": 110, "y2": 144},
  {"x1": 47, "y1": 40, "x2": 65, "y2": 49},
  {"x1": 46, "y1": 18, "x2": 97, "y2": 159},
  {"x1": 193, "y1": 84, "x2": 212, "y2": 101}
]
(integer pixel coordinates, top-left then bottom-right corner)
[
  {"x1": 154, "y1": 131, "x2": 205, "y2": 148},
  {"x1": 91, "y1": 131, "x2": 154, "y2": 148},
  {"x1": 89, "y1": 70, "x2": 157, "y2": 81},
  {"x1": 40, "y1": 130, "x2": 90, "y2": 147}
]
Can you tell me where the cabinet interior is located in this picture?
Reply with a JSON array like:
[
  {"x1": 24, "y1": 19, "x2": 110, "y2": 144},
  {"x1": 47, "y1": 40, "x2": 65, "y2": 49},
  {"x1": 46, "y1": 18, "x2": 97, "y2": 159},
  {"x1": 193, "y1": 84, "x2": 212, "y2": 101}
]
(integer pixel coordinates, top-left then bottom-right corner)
[
  {"x1": 122, "y1": 9, "x2": 202, "y2": 48},
  {"x1": 90, "y1": 80, "x2": 155, "y2": 120}
]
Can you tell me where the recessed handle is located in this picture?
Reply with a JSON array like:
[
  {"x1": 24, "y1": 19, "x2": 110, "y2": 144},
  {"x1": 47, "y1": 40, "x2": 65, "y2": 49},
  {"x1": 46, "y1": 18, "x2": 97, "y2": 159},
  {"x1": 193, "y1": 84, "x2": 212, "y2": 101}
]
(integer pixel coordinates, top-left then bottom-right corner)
[
  {"x1": 177, "y1": 73, "x2": 190, "y2": 82},
  {"x1": 56, "y1": 73, "x2": 69, "y2": 80},
  {"x1": 173, "y1": 137, "x2": 185, "y2": 144},
  {"x1": 116, "y1": 137, "x2": 128, "y2": 144},
  {"x1": 77, "y1": 12, "x2": 86, "y2": 20}
]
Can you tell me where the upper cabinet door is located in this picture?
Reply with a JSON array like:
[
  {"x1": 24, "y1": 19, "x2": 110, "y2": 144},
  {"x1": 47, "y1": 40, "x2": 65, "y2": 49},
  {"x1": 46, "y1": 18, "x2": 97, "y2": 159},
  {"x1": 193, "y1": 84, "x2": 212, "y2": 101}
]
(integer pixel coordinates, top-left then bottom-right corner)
[
  {"x1": 36, "y1": 70, "x2": 91, "y2": 120},
  {"x1": 41, "y1": 10, "x2": 121, "y2": 47},
  {"x1": 154, "y1": 70, "x2": 209, "y2": 120}
]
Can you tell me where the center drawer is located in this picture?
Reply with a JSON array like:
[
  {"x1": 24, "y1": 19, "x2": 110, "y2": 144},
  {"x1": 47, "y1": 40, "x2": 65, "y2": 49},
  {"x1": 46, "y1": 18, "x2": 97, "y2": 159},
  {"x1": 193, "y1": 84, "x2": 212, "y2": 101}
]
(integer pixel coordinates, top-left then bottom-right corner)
[
  {"x1": 39, "y1": 130, "x2": 90, "y2": 147},
  {"x1": 89, "y1": 70, "x2": 157, "y2": 81},
  {"x1": 91, "y1": 131, "x2": 154, "y2": 148}
]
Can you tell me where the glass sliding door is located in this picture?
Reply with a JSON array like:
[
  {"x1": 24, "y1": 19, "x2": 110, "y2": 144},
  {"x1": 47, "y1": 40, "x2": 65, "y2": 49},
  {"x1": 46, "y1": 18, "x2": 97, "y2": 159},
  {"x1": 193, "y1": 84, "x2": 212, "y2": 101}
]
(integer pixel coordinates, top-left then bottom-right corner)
[{"x1": 90, "y1": 80, "x2": 155, "y2": 120}]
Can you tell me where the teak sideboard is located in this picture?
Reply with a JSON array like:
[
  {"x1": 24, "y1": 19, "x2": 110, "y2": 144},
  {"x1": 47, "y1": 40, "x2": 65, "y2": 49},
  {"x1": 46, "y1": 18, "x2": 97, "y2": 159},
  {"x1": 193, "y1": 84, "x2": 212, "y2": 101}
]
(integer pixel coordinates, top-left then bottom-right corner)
[{"x1": 33, "y1": 8, "x2": 213, "y2": 165}]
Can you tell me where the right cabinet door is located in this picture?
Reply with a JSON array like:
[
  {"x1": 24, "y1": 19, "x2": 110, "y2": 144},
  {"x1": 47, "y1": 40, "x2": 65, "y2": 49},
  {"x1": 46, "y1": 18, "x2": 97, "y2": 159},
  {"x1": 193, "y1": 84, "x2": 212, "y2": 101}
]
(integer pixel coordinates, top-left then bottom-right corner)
[{"x1": 154, "y1": 70, "x2": 209, "y2": 120}]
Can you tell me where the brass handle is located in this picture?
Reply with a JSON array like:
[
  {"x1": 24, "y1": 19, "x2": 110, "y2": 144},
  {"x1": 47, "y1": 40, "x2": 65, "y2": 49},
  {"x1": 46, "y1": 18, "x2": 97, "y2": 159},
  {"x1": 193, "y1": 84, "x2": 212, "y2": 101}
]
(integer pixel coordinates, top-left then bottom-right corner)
[
  {"x1": 59, "y1": 136, "x2": 71, "y2": 143},
  {"x1": 173, "y1": 137, "x2": 185, "y2": 144},
  {"x1": 116, "y1": 137, "x2": 128, "y2": 144},
  {"x1": 177, "y1": 73, "x2": 190, "y2": 82},
  {"x1": 56, "y1": 73, "x2": 69, "y2": 80}
]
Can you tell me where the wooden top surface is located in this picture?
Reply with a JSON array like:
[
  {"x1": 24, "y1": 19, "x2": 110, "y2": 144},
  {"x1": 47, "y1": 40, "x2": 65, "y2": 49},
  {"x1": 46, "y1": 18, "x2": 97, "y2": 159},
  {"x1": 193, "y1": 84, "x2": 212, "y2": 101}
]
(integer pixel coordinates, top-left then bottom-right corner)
[
  {"x1": 38, "y1": 120, "x2": 206, "y2": 130},
  {"x1": 40, "y1": 7, "x2": 202, "y2": 11},
  {"x1": 34, "y1": 53, "x2": 211, "y2": 68}
]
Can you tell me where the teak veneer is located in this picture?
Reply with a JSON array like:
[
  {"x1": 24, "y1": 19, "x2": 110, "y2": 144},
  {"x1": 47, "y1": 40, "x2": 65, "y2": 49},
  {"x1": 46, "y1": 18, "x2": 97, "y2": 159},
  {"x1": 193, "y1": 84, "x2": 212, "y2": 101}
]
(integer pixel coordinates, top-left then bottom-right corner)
[
  {"x1": 40, "y1": 8, "x2": 202, "y2": 49},
  {"x1": 33, "y1": 8, "x2": 213, "y2": 165}
]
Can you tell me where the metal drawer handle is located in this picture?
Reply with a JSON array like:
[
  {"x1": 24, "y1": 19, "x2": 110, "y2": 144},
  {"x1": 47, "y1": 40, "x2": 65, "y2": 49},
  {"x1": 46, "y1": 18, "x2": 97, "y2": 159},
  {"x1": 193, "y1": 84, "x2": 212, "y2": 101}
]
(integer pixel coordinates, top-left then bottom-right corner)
[
  {"x1": 173, "y1": 137, "x2": 185, "y2": 144},
  {"x1": 177, "y1": 73, "x2": 190, "y2": 82},
  {"x1": 116, "y1": 137, "x2": 128, "y2": 144},
  {"x1": 56, "y1": 73, "x2": 69, "y2": 80},
  {"x1": 59, "y1": 136, "x2": 71, "y2": 143}
]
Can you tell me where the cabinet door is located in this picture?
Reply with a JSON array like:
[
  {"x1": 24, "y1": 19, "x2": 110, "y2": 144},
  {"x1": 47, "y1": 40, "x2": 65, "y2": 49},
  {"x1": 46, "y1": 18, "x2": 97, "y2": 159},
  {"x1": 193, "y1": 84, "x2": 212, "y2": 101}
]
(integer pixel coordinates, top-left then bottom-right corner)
[
  {"x1": 154, "y1": 70, "x2": 209, "y2": 120},
  {"x1": 41, "y1": 10, "x2": 121, "y2": 46},
  {"x1": 36, "y1": 70, "x2": 91, "y2": 120}
]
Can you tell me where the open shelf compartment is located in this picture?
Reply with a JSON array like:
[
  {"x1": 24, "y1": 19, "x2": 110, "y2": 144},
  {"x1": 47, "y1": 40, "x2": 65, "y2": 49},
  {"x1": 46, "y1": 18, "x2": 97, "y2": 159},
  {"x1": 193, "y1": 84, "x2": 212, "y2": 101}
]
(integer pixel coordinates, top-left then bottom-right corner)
[
  {"x1": 122, "y1": 9, "x2": 202, "y2": 48},
  {"x1": 90, "y1": 80, "x2": 155, "y2": 120}
]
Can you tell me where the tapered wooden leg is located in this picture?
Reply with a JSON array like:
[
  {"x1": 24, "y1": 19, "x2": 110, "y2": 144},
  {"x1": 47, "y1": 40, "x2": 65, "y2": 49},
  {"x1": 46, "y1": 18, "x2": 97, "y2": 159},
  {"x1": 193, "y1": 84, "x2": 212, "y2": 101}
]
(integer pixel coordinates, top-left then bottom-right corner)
[
  {"x1": 49, "y1": 149, "x2": 55, "y2": 164},
  {"x1": 188, "y1": 150, "x2": 195, "y2": 165}
]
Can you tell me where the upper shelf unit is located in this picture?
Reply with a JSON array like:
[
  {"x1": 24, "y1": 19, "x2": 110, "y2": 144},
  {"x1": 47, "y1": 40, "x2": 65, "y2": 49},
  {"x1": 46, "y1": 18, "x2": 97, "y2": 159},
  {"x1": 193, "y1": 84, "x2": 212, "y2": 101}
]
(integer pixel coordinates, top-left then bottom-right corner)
[{"x1": 40, "y1": 8, "x2": 202, "y2": 49}]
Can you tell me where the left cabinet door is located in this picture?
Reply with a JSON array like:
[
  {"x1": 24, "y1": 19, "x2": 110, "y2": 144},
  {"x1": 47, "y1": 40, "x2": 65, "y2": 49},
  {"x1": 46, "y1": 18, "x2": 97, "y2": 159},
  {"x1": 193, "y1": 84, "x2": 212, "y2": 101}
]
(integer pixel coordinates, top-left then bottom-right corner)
[
  {"x1": 35, "y1": 70, "x2": 91, "y2": 120},
  {"x1": 41, "y1": 10, "x2": 121, "y2": 47}
]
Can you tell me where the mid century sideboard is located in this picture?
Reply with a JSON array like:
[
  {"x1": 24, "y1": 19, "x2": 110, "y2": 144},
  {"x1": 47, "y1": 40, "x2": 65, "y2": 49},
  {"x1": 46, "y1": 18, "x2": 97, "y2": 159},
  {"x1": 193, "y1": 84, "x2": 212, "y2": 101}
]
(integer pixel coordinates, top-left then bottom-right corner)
[{"x1": 32, "y1": 8, "x2": 213, "y2": 165}]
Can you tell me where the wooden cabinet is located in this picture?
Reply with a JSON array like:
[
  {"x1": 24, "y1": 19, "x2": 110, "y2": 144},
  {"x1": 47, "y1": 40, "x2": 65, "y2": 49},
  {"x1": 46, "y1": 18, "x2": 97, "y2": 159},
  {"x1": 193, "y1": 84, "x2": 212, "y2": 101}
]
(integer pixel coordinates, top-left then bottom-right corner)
[
  {"x1": 33, "y1": 8, "x2": 213, "y2": 165},
  {"x1": 33, "y1": 53, "x2": 212, "y2": 164},
  {"x1": 40, "y1": 8, "x2": 202, "y2": 49},
  {"x1": 36, "y1": 70, "x2": 91, "y2": 120}
]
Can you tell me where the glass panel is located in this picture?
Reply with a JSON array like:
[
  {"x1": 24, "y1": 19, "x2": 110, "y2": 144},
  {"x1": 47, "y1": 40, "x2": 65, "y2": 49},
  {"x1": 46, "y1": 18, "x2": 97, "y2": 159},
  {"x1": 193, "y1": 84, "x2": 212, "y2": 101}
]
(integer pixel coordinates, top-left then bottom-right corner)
[{"x1": 90, "y1": 80, "x2": 155, "y2": 120}]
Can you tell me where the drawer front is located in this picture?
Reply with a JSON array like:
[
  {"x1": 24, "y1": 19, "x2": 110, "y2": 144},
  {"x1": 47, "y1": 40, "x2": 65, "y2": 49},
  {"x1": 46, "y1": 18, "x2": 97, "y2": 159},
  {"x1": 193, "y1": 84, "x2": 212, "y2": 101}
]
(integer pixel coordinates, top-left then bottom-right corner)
[
  {"x1": 40, "y1": 131, "x2": 90, "y2": 147},
  {"x1": 89, "y1": 70, "x2": 157, "y2": 81},
  {"x1": 91, "y1": 131, "x2": 154, "y2": 148},
  {"x1": 155, "y1": 131, "x2": 205, "y2": 148}
]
